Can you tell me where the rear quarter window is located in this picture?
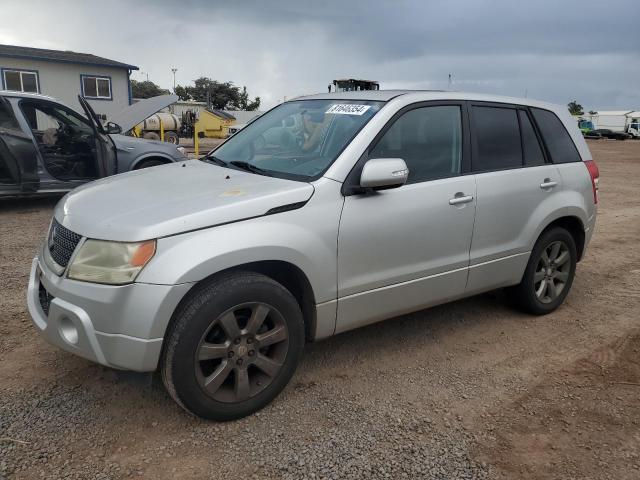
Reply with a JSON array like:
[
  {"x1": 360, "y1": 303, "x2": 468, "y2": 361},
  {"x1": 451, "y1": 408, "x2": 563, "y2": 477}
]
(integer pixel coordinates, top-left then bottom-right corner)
[{"x1": 531, "y1": 108, "x2": 581, "y2": 164}]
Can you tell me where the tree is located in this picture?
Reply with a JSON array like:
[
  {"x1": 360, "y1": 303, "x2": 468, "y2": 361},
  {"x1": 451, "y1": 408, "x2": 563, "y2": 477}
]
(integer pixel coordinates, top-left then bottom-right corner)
[
  {"x1": 131, "y1": 80, "x2": 170, "y2": 99},
  {"x1": 589, "y1": 110, "x2": 597, "y2": 115},
  {"x1": 567, "y1": 101, "x2": 584, "y2": 116},
  {"x1": 174, "y1": 77, "x2": 260, "y2": 111}
]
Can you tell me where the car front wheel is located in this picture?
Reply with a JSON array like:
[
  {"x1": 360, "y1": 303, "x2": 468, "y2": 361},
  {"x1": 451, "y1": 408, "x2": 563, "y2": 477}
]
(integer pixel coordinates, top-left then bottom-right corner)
[{"x1": 161, "y1": 271, "x2": 305, "y2": 420}]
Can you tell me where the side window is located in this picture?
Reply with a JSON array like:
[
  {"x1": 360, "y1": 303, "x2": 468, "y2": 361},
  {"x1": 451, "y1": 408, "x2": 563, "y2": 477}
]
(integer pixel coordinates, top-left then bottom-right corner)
[
  {"x1": 2, "y1": 69, "x2": 39, "y2": 93},
  {"x1": 531, "y1": 108, "x2": 581, "y2": 164},
  {"x1": 370, "y1": 105, "x2": 462, "y2": 184},
  {"x1": 81, "y1": 75, "x2": 112, "y2": 100},
  {"x1": 518, "y1": 110, "x2": 546, "y2": 166},
  {"x1": 472, "y1": 106, "x2": 522, "y2": 171},
  {"x1": 0, "y1": 99, "x2": 20, "y2": 130}
]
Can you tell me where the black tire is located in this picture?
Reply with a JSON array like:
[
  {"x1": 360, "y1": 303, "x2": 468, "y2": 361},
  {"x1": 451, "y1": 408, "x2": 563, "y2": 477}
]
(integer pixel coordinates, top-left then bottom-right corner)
[
  {"x1": 142, "y1": 132, "x2": 160, "y2": 141},
  {"x1": 136, "y1": 159, "x2": 166, "y2": 169},
  {"x1": 164, "y1": 131, "x2": 179, "y2": 145},
  {"x1": 509, "y1": 227, "x2": 577, "y2": 315},
  {"x1": 161, "y1": 271, "x2": 305, "y2": 421}
]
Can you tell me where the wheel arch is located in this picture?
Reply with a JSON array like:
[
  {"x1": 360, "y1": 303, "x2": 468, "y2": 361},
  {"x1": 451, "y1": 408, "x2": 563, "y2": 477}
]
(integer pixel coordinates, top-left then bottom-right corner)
[
  {"x1": 539, "y1": 215, "x2": 586, "y2": 261},
  {"x1": 166, "y1": 260, "x2": 318, "y2": 344},
  {"x1": 131, "y1": 154, "x2": 175, "y2": 169}
]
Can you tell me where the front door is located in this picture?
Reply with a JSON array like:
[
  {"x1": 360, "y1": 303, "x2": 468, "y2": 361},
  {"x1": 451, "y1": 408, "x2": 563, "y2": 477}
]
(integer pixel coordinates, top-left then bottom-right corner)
[
  {"x1": 336, "y1": 103, "x2": 476, "y2": 334},
  {"x1": 78, "y1": 96, "x2": 117, "y2": 177},
  {"x1": 0, "y1": 97, "x2": 40, "y2": 193}
]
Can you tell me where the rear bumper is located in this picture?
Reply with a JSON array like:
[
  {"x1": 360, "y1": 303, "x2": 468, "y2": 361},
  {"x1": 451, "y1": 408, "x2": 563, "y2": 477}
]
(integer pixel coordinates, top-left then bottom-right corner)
[{"x1": 27, "y1": 256, "x2": 192, "y2": 371}]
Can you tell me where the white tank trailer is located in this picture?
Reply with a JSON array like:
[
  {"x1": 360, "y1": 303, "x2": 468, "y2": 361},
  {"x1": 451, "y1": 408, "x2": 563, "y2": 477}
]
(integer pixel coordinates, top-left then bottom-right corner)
[{"x1": 136, "y1": 113, "x2": 181, "y2": 144}]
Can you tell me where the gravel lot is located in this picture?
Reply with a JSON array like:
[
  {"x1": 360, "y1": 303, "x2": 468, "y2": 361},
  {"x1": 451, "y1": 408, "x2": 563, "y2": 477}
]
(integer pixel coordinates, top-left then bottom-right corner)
[{"x1": 1, "y1": 140, "x2": 639, "y2": 479}]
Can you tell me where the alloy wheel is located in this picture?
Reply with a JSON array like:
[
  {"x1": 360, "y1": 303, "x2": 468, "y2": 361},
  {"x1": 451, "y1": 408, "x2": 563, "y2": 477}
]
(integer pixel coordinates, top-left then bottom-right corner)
[
  {"x1": 533, "y1": 240, "x2": 571, "y2": 304},
  {"x1": 194, "y1": 302, "x2": 289, "y2": 403}
]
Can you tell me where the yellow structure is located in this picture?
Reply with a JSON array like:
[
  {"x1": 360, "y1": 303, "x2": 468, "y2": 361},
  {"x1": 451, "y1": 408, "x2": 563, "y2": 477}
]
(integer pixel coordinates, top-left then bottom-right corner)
[{"x1": 196, "y1": 108, "x2": 236, "y2": 139}]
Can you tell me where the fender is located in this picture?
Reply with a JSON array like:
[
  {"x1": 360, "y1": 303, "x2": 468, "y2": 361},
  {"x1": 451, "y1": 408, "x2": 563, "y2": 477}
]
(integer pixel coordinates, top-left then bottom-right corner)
[{"x1": 136, "y1": 178, "x2": 345, "y2": 306}]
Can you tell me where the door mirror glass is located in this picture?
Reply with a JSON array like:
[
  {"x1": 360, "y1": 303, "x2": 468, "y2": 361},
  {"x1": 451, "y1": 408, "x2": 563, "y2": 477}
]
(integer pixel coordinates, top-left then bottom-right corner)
[
  {"x1": 105, "y1": 121, "x2": 122, "y2": 135},
  {"x1": 360, "y1": 158, "x2": 409, "y2": 190}
]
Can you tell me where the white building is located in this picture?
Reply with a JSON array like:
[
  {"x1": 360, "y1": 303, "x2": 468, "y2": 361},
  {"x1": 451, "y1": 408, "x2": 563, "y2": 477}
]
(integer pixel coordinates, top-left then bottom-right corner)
[{"x1": 0, "y1": 44, "x2": 138, "y2": 119}]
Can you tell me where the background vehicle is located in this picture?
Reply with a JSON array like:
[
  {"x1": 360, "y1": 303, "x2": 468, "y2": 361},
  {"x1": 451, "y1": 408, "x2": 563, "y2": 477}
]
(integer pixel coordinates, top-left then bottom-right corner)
[
  {"x1": 28, "y1": 91, "x2": 598, "y2": 421},
  {"x1": 578, "y1": 111, "x2": 640, "y2": 138},
  {"x1": 590, "y1": 128, "x2": 631, "y2": 140},
  {"x1": 329, "y1": 79, "x2": 380, "y2": 92},
  {"x1": 0, "y1": 91, "x2": 187, "y2": 197},
  {"x1": 578, "y1": 119, "x2": 594, "y2": 134}
]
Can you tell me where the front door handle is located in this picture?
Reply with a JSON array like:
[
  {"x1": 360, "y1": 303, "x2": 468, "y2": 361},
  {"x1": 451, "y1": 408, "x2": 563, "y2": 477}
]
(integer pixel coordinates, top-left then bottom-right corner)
[
  {"x1": 449, "y1": 194, "x2": 474, "y2": 206},
  {"x1": 540, "y1": 179, "x2": 558, "y2": 189}
]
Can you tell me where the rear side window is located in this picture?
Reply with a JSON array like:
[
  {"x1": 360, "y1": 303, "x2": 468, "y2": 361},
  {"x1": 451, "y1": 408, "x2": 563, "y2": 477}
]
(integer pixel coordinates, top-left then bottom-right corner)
[
  {"x1": 518, "y1": 110, "x2": 546, "y2": 166},
  {"x1": 531, "y1": 108, "x2": 581, "y2": 163},
  {"x1": 472, "y1": 106, "x2": 522, "y2": 171}
]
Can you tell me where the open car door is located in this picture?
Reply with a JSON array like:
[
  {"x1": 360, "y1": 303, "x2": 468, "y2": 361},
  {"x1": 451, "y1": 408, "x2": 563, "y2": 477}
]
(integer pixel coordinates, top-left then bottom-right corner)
[
  {"x1": 77, "y1": 96, "x2": 117, "y2": 177},
  {"x1": 0, "y1": 96, "x2": 40, "y2": 192}
]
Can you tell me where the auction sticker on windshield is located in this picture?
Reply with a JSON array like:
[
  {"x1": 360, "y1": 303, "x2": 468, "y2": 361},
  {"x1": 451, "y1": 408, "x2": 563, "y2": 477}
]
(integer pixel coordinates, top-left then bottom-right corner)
[{"x1": 326, "y1": 104, "x2": 371, "y2": 115}]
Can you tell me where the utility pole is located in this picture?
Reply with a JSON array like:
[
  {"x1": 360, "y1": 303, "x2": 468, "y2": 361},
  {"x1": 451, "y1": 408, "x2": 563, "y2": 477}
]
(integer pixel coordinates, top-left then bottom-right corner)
[
  {"x1": 140, "y1": 71, "x2": 149, "y2": 82},
  {"x1": 171, "y1": 68, "x2": 178, "y2": 93}
]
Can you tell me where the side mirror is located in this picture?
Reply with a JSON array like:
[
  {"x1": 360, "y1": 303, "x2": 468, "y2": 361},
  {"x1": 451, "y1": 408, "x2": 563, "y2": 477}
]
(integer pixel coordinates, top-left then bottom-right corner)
[
  {"x1": 105, "y1": 121, "x2": 122, "y2": 134},
  {"x1": 360, "y1": 158, "x2": 409, "y2": 190}
]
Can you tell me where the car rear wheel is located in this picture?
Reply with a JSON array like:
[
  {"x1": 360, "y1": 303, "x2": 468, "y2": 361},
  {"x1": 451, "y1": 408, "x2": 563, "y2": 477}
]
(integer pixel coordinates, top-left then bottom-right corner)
[
  {"x1": 161, "y1": 271, "x2": 305, "y2": 420},
  {"x1": 509, "y1": 227, "x2": 577, "y2": 315}
]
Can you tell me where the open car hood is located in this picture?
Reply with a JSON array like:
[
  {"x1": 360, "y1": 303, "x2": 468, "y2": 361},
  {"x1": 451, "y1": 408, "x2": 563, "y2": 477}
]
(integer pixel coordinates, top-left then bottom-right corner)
[
  {"x1": 53, "y1": 161, "x2": 314, "y2": 242},
  {"x1": 108, "y1": 94, "x2": 179, "y2": 133}
]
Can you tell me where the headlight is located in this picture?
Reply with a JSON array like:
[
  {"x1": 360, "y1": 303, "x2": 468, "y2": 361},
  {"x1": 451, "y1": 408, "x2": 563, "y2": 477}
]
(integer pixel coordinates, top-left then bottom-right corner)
[
  {"x1": 176, "y1": 146, "x2": 188, "y2": 157},
  {"x1": 67, "y1": 239, "x2": 156, "y2": 285}
]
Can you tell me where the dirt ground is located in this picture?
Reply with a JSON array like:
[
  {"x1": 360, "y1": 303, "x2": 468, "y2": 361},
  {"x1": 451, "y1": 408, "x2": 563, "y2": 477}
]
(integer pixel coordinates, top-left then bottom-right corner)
[{"x1": 1, "y1": 140, "x2": 639, "y2": 479}]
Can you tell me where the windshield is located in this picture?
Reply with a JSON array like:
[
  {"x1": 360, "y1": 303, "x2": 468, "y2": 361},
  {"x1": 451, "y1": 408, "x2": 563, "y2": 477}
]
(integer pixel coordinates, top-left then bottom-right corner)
[{"x1": 208, "y1": 99, "x2": 383, "y2": 180}]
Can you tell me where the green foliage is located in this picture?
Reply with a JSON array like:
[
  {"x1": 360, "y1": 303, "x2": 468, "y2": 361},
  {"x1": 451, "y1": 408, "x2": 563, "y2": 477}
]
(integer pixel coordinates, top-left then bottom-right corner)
[
  {"x1": 175, "y1": 77, "x2": 261, "y2": 111},
  {"x1": 567, "y1": 101, "x2": 584, "y2": 116},
  {"x1": 588, "y1": 110, "x2": 597, "y2": 115},
  {"x1": 131, "y1": 80, "x2": 170, "y2": 99}
]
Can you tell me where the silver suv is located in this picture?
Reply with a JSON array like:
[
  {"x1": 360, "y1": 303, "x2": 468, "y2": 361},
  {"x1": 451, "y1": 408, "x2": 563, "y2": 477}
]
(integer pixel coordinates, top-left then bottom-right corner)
[{"x1": 27, "y1": 91, "x2": 599, "y2": 420}]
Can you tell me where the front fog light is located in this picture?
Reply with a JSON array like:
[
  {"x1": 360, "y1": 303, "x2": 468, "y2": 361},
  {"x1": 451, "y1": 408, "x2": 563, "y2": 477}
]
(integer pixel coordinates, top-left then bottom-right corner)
[{"x1": 67, "y1": 239, "x2": 156, "y2": 285}]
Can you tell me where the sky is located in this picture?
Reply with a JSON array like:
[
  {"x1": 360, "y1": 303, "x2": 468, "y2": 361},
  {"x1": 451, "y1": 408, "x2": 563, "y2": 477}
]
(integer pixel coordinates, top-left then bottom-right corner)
[{"x1": 1, "y1": 0, "x2": 638, "y2": 110}]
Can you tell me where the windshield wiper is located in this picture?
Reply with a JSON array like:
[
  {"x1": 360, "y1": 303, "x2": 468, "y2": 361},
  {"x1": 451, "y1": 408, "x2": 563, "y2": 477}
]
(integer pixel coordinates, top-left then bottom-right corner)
[
  {"x1": 228, "y1": 161, "x2": 272, "y2": 176},
  {"x1": 203, "y1": 154, "x2": 228, "y2": 167}
]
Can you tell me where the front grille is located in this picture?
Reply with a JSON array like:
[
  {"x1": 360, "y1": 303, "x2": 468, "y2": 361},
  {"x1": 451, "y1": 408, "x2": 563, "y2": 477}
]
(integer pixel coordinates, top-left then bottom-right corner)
[
  {"x1": 39, "y1": 283, "x2": 54, "y2": 316},
  {"x1": 48, "y1": 219, "x2": 81, "y2": 267}
]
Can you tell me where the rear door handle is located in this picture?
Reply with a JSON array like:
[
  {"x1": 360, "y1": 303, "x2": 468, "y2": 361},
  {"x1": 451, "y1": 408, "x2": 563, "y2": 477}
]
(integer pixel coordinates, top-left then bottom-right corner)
[
  {"x1": 540, "y1": 179, "x2": 558, "y2": 189},
  {"x1": 449, "y1": 194, "x2": 474, "y2": 205}
]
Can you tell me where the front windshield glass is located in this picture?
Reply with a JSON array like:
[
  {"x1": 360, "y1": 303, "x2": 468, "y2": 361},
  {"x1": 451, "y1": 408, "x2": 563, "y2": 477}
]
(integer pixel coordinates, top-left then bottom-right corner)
[{"x1": 208, "y1": 99, "x2": 383, "y2": 180}]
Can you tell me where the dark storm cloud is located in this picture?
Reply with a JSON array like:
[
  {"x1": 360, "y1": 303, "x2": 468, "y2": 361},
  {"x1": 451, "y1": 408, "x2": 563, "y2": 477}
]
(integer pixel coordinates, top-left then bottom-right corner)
[
  {"x1": 170, "y1": 0, "x2": 638, "y2": 56},
  {"x1": 2, "y1": 0, "x2": 638, "y2": 108}
]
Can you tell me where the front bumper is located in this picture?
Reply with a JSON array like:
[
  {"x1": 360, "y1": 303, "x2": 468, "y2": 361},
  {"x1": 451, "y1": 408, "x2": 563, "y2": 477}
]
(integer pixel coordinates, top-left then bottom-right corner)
[{"x1": 27, "y1": 255, "x2": 192, "y2": 371}]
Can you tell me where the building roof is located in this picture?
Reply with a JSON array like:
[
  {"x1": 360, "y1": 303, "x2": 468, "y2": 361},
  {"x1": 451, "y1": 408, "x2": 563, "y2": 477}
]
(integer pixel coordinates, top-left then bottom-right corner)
[
  {"x1": 206, "y1": 107, "x2": 235, "y2": 120},
  {"x1": 0, "y1": 44, "x2": 138, "y2": 70}
]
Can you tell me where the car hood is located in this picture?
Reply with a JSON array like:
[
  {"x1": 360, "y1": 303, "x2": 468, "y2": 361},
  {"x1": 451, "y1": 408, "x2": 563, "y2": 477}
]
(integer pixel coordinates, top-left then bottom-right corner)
[
  {"x1": 54, "y1": 161, "x2": 314, "y2": 241},
  {"x1": 108, "y1": 94, "x2": 179, "y2": 133}
]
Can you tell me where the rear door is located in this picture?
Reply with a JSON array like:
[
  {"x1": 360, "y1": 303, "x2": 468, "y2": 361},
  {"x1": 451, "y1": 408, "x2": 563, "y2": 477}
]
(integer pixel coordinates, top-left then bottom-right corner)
[
  {"x1": 78, "y1": 95, "x2": 117, "y2": 176},
  {"x1": 0, "y1": 96, "x2": 40, "y2": 192},
  {"x1": 466, "y1": 103, "x2": 562, "y2": 294}
]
